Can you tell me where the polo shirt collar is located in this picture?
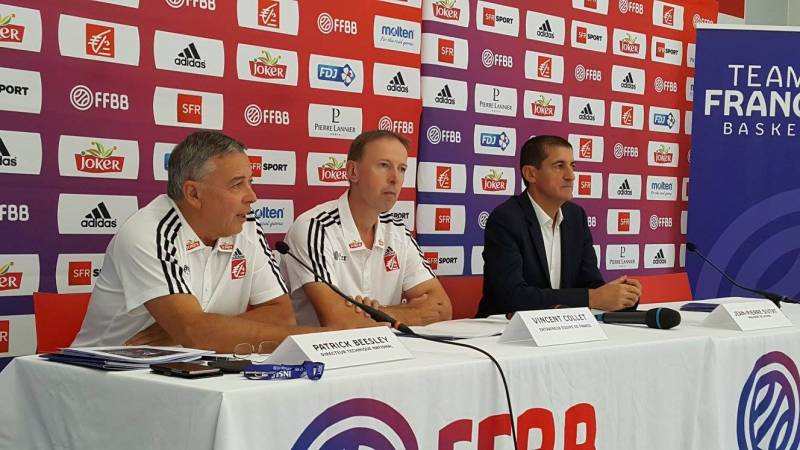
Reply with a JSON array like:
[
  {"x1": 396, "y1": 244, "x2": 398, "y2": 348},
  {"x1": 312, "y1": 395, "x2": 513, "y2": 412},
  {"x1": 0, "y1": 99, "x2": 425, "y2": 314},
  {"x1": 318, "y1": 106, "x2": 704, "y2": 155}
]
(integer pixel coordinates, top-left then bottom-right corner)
[
  {"x1": 166, "y1": 195, "x2": 236, "y2": 254},
  {"x1": 338, "y1": 191, "x2": 386, "y2": 252}
]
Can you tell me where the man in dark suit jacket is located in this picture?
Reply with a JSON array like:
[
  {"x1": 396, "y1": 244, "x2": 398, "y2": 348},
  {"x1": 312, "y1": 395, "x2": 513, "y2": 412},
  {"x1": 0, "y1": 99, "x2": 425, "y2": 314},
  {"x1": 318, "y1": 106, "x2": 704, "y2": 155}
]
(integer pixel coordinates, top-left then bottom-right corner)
[{"x1": 478, "y1": 135, "x2": 641, "y2": 317}]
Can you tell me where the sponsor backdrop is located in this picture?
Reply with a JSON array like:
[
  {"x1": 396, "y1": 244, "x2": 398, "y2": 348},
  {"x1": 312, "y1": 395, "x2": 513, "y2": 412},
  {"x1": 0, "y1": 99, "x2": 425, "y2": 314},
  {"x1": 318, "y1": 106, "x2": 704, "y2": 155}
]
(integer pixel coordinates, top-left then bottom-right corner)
[
  {"x1": 0, "y1": 0, "x2": 423, "y2": 363},
  {"x1": 415, "y1": 0, "x2": 717, "y2": 279},
  {"x1": 0, "y1": 0, "x2": 715, "y2": 364},
  {"x1": 689, "y1": 26, "x2": 800, "y2": 300}
]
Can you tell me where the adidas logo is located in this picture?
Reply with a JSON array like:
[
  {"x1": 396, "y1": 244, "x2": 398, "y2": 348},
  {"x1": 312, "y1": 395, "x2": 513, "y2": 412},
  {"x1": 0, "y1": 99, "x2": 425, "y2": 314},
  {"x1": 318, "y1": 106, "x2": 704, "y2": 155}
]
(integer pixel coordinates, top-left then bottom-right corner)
[
  {"x1": 174, "y1": 43, "x2": 207, "y2": 69},
  {"x1": 578, "y1": 103, "x2": 596, "y2": 121},
  {"x1": 0, "y1": 138, "x2": 16, "y2": 167},
  {"x1": 81, "y1": 202, "x2": 117, "y2": 228},
  {"x1": 653, "y1": 249, "x2": 667, "y2": 264},
  {"x1": 232, "y1": 248, "x2": 245, "y2": 260},
  {"x1": 621, "y1": 72, "x2": 637, "y2": 90},
  {"x1": 537, "y1": 20, "x2": 555, "y2": 39},
  {"x1": 435, "y1": 84, "x2": 456, "y2": 105},
  {"x1": 387, "y1": 71, "x2": 409, "y2": 93},
  {"x1": 617, "y1": 179, "x2": 633, "y2": 196}
]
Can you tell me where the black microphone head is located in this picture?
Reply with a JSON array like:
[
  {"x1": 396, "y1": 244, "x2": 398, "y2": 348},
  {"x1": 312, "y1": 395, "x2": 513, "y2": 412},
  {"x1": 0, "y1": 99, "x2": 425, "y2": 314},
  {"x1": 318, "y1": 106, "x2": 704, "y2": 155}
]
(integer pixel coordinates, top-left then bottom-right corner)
[
  {"x1": 275, "y1": 241, "x2": 290, "y2": 254},
  {"x1": 686, "y1": 242, "x2": 697, "y2": 252},
  {"x1": 645, "y1": 308, "x2": 681, "y2": 329}
]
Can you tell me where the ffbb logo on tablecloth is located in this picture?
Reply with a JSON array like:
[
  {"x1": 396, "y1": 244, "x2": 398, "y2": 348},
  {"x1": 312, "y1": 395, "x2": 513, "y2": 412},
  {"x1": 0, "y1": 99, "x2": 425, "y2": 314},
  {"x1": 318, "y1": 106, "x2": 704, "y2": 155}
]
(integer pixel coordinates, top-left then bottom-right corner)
[
  {"x1": 291, "y1": 397, "x2": 597, "y2": 449},
  {"x1": 737, "y1": 351, "x2": 800, "y2": 450}
]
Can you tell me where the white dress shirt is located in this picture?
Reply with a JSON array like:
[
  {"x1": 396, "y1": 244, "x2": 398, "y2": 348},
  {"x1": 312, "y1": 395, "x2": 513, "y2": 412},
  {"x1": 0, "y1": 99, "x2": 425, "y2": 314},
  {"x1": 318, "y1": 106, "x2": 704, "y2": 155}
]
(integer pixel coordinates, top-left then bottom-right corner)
[{"x1": 527, "y1": 192, "x2": 564, "y2": 289}]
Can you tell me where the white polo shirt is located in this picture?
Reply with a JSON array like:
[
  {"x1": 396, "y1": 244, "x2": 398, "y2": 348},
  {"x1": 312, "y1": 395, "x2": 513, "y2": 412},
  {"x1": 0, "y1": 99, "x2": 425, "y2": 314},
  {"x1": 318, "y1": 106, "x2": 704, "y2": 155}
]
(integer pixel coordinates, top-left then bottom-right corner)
[
  {"x1": 73, "y1": 194, "x2": 288, "y2": 347},
  {"x1": 282, "y1": 192, "x2": 435, "y2": 326}
]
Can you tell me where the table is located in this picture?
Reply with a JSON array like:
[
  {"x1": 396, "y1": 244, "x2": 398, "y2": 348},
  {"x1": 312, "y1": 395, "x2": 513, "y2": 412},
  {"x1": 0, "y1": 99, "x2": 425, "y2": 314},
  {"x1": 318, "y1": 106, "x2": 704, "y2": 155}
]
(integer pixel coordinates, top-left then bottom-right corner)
[{"x1": 2, "y1": 302, "x2": 800, "y2": 450}]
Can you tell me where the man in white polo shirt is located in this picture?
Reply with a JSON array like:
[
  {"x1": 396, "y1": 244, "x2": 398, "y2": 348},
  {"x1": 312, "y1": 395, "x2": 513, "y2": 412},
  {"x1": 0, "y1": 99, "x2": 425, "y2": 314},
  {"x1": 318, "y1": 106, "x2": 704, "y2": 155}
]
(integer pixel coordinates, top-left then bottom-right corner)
[
  {"x1": 282, "y1": 130, "x2": 452, "y2": 327},
  {"x1": 73, "y1": 131, "x2": 329, "y2": 351}
]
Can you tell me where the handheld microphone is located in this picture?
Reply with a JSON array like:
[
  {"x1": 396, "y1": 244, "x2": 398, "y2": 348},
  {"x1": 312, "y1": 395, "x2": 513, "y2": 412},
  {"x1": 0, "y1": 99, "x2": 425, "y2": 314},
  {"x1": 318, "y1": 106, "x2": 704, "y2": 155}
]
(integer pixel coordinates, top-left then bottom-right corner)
[
  {"x1": 686, "y1": 242, "x2": 798, "y2": 308},
  {"x1": 595, "y1": 307, "x2": 681, "y2": 330},
  {"x1": 275, "y1": 241, "x2": 413, "y2": 334}
]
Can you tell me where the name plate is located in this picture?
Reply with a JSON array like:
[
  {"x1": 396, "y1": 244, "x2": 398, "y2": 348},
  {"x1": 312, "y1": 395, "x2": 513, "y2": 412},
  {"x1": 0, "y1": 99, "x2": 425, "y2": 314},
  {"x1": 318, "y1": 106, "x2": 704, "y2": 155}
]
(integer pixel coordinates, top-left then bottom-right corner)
[
  {"x1": 266, "y1": 326, "x2": 413, "y2": 369},
  {"x1": 702, "y1": 300, "x2": 792, "y2": 331},
  {"x1": 498, "y1": 307, "x2": 607, "y2": 347}
]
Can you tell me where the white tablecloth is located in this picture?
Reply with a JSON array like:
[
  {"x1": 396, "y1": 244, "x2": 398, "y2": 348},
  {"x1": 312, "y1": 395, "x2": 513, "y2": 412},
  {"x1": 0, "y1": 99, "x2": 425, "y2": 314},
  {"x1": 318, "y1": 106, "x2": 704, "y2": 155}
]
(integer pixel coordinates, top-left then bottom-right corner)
[{"x1": 2, "y1": 302, "x2": 800, "y2": 450}]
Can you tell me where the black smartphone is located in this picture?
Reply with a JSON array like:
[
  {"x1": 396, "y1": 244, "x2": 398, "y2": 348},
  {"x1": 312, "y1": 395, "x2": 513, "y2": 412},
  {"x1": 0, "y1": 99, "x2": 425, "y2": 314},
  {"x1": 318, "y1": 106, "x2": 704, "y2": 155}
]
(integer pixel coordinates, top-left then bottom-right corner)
[
  {"x1": 150, "y1": 362, "x2": 223, "y2": 378},
  {"x1": 207, "y1": 359, "x2": 251, "y2": 374}
]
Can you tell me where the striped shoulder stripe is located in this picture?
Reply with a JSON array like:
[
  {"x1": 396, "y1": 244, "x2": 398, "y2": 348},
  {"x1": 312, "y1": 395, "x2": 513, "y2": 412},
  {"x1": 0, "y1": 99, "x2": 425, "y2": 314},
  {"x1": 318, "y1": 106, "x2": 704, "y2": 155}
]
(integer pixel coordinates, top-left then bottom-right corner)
[
  {"x1": 155, "y1": 208, "x2": 192, "y2": 295},
  {"x1": 405, "y1": 229, "x2": 436, "y2": 278},
  {"x1": 307, "y1": 208, "x2": 340, "y2": 284},
  {"x1": 253, "y1": 220, "x2": 288, "y2": 293}
]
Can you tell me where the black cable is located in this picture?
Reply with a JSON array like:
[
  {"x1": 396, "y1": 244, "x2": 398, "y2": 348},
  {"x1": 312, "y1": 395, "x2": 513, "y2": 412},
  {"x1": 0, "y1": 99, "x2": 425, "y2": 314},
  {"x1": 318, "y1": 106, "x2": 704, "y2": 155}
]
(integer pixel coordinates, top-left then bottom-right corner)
[{"x1": 407, "y1": 334, "x2": 519, "y2": 450}]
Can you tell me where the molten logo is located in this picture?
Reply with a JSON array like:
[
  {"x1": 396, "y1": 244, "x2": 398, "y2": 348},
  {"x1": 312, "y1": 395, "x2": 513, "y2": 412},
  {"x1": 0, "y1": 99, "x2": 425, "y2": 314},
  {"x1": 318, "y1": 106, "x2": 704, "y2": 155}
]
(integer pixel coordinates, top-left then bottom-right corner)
[
  {"x1": 621, "y1": 105, "x2": 634, "y2": 126},
  {"x1": 258, "y1": 0, "x2": 280, "y2": 28},
  {"x1": 85, "y1": 23, "x2": 114, "y2": 57},
  {"x1": 0, "y1": 262, "x2": 22, "y2": 292},
  {"x1": 318, "y1": 157, "x2": 347, "y2": 183},
  {"x1": 579, "y1": 138, "x2": 593, "y2": 158},
  {"x1": 579, "y1": 174, "x2": 592, "y2": 196},
  {"x1": 68, "y1": 261, "x2": 93, "y2": 286},
  {"x1": 0, "y1": 13, "x2": 24, "y2": 43},
  {"x1": 251, "y1": 50, "x2": 286, "y2": 80},
  {"x1": 435, "y1": 207, "x2": 451, "y2": 231},
  {"x1": 75, "y1": 142, "x2": 124, "y2": 173},
  {"x1": 177, "y1": 94, "x2": 202, "y2": 124},
  {"x1": 618, "y1": 212, "x2": 631, "y2": 232},
  {"x1": 537, "y1": 56, "x2": 552, "y2": 79},
  {"x1": 481, "y1": 169, "x2": 507, "y2": 192},
  {"x1": 424, "y1": 252, "x2": 439, "y2": 270},
  {"x1": 435, "y1": 166, "x2": 452, "y2": 190},
  {"x1": 432, "y1": 0, "x2": 461, "y2": 21},
  {"x1": 438, "y1": 38, "x2": 454, "y2": 64}
]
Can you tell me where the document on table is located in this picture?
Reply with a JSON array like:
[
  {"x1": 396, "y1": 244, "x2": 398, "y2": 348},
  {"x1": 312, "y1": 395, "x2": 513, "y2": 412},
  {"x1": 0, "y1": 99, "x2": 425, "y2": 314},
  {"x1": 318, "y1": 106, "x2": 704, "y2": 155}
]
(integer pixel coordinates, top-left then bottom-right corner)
[{"x1": 408, "y1": 317, "x2": 509, "y2": 339}]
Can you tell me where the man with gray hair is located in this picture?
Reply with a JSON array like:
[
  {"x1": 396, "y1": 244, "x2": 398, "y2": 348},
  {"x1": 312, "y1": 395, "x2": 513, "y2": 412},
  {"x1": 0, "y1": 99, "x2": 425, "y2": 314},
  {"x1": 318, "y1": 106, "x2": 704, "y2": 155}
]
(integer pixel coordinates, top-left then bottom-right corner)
[{"x1": 74, "y1": 131, "x2": 328, "y2": 351}]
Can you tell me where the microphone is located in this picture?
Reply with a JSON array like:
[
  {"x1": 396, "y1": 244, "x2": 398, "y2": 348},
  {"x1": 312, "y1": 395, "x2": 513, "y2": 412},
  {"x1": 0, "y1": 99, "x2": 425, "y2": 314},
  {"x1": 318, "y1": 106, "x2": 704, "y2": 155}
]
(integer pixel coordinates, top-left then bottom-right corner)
[
  {"x1": 275, "y1": 240, "x2": 520, "y2": 450},
  {"x1": 686, "y1": 242, "x2": 798, "y2": 308},
  {"x1": 595, "y1": 307, "x2": 681, "y2": 330},
  {"x1": 275, "y1": 241, "x2": 413, "y2": 334}
]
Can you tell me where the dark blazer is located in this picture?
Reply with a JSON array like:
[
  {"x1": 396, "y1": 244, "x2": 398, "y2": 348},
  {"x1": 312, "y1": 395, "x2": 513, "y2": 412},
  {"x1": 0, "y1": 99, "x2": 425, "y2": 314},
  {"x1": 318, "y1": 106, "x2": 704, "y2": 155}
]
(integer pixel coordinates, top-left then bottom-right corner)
[{"x1": 477, "y1": 193, "x2": 605, "y2": 317}]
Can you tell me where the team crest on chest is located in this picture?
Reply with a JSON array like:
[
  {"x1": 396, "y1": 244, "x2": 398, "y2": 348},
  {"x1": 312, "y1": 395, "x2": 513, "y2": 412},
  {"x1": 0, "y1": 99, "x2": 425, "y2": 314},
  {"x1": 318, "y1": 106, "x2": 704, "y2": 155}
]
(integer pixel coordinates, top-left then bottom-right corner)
[
  {"x1": 383, "y1": 246, "x2": 400, "y2": 272},
  {"x1": 231, "y1": 248, "x2": 247, "y2": 280}
]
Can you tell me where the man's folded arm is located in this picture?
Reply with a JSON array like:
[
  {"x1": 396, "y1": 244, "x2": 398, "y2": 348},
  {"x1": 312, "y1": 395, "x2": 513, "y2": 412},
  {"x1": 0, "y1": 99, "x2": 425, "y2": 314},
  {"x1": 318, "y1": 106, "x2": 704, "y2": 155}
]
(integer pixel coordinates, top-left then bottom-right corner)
[
  {"x1": 143, "y1": 293, "x2": 325, "y2": 352},
  {"x1": 383, "y1": 277, "x2": 452, "y2": 325},
  {"x1": 302, "y1": 282, "x2": 379, "y2": 328}
]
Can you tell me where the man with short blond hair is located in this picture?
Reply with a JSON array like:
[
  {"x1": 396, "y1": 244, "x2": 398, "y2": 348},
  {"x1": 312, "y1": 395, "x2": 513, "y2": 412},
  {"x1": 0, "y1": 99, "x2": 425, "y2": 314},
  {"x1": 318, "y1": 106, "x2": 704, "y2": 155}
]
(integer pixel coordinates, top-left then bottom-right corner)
[{"x1": 282, "y1": 130, "x2": 453, "y2": 327}]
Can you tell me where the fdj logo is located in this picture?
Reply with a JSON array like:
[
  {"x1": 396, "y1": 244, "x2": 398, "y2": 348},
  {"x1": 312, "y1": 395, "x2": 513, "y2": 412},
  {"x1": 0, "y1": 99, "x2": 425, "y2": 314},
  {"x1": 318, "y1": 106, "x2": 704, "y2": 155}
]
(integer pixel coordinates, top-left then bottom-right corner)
[
  {"x1": 292, "y1": 398, "x2": 418, "y2": 449},
  {"x1": 317, "y1": 64, "x2": 356, "y2": 86},
  {"x1": 480, "y1": 132, "x2": 510, "y2": 150},
  {"x1": 738, "y1": 351, "x2": 800, "y2": 450}
]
